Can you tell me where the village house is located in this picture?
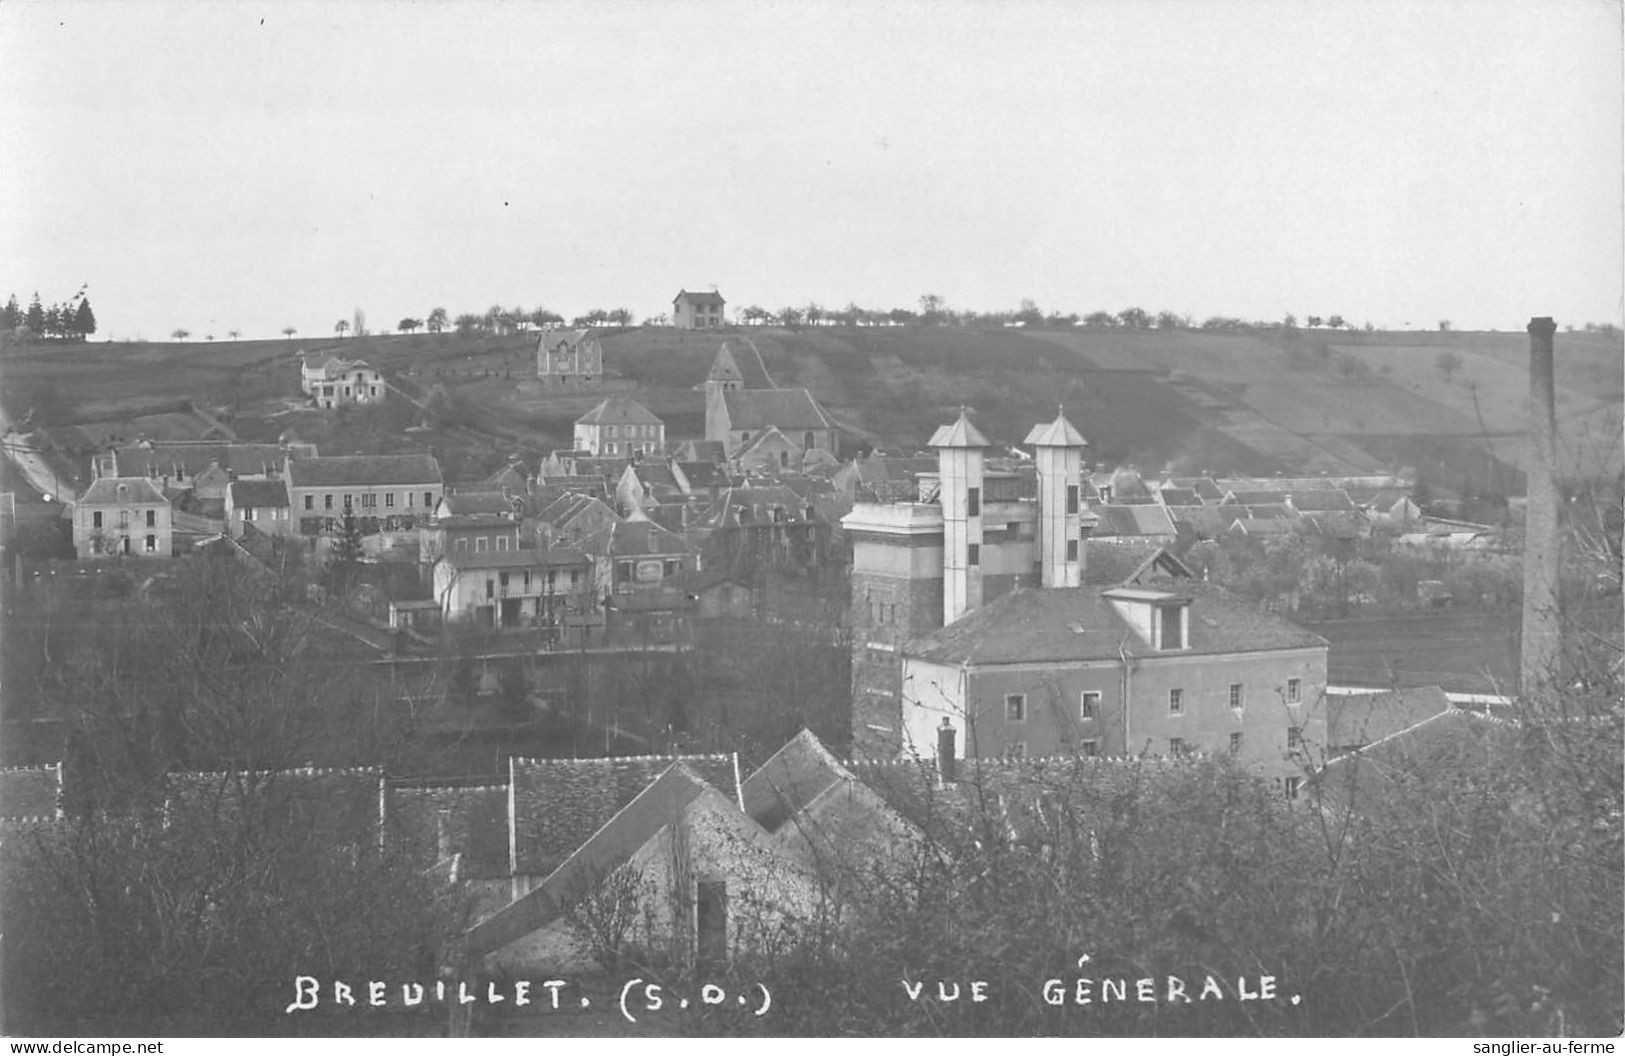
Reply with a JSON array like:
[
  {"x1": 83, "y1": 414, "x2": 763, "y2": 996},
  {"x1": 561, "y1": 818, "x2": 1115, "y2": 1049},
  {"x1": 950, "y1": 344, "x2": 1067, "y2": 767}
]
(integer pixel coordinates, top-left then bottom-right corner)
[
  {"x1": 535, "y1": 329, "x2": 604, "y2": 386},
  {"x1": 574, "y1": 397, "x2": 665, "y2": 459},
  {"x1": 285, "y1": 454, "x2": 443, "y2": 546},
  {"x1": 432, "y1": 544, "x2": 594, "y2": 632},
  {"x1": 224, "y1": 479, "x2": 291, "y2": 538},
  {"x1": 580, "y1": 511, "x2": 697, "y2": 640},
  {"x1": 300, "y1": 355, "x2": 385, "y2": 408},
  {"x1": 72, "y1": 474, "x2": 173, "y2": 558},
  {"x1": 843, "y1": 409, "x2": 1331, "y2": 783},
  {"x1": 672, "y1": 289, "x2": 727, "y2": 329},
  {"x1": 418, "y1": 491, "x2": 524, "y2": 565}
]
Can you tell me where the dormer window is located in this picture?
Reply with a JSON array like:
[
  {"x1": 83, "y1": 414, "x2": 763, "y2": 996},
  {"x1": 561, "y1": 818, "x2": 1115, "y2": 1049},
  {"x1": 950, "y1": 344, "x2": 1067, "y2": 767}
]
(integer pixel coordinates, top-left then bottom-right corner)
[{"x1": 1157, "y1": 603, "x2": 1187, "y2": 650}]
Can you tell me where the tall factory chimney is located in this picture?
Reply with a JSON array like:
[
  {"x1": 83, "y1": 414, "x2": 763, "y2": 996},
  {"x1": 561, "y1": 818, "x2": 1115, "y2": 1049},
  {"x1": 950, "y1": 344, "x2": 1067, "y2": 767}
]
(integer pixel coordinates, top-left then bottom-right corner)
[{"x1": 1520, "y1": 316, "x2": 1561, "y2": 703}]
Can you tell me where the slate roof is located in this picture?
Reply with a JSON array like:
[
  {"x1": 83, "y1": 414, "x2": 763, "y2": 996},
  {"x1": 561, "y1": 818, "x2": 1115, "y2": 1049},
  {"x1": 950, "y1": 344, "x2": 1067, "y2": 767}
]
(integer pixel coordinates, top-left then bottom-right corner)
[
  {"x1": 674, "y1": 289, "x2": 726, "y2": 307},
  {"x1": 1242, "y1": 503, "x2": 1297, "y2": 521},
  {"x1": 1226, "y1": 490, "x2": 1290, "y2": 507},
  {"x1": 928, "y1": 410, "x2": 991, "y2": 449},
  {"x1": 1092, "y1": 504, "x2": 1177, "y2": 537},
  {"x1": 904, "y1": 581, "x2": 1327, "y2": 666},
  {"x1": 1168, "y1": 477, "x2": 1225, "y2": 501},
  {"x1": 536, "y1": 329, "x2": 595, "y2": 353},
  {"x1": 287, "y1": 454, "x2": 442, "y2": 488},
  {"x1": 1326, "y1": 687, "x2": 1453, "y2": 753},
  {"x1": 111, "y1": 441, "x2": 316, "y2": 480},
  {"x1": 676, "y1": 461, "x2": 731, "y2": 490},
  {"x1": 1288, "y1": 489, "x2": 1356, "y2": 512},
  {"x1": 1023, "y1": 411, "x2": 1088, "y2": 448},
  {"x1": 580, "y1": 513, "x2": 691, "y2": 558},
  {"x1": 576, "y1": 396, "x2": 662, "y2": 427},
  {"x1": 696, "y1": 485, "x2": 814, "y2": 530},
  {"x1": 485, "y1": 464, "x2": 530, "y2": 489},
  {"x1": 79, "y1": 476, "x2": 169, "y2": 506},
  {"x1": 536, "y1": 492, "x2": 616, "y2": 531},
  {"x1": 1158, "y1": 487, "x2": 1199, "y2": 507},
  {"x1": 441, "y1": 491, "x2": 517, "y2": 517},
  {"x1": 441, "y1": 546, "x2": 588, "y2": 572},
  {"x1": 227, "y1": 479, "x2": 290, "y2": 508},
  {"x1": 705, "y1": 343, "x2": 745, "y2": 385},
  {"x1": 722, "y1": 389, "x2": 836, "y2": 432},
  {"x1": 1230, "y1": 517, "x2": 1299, "y2": 536},
  {"x1": 386, "y1": 779, "x2": 511, "y2": 879}
]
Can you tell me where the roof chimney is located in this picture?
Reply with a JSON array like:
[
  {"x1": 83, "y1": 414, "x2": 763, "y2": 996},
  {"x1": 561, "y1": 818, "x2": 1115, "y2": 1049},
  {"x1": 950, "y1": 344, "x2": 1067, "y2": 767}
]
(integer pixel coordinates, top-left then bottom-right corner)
[
  {"x1": 937, "y1": 718, "x2": 958, "y2": 784},
  {"x1": 1520, "y1": 316, "x2": 1561, "y2": 703}
]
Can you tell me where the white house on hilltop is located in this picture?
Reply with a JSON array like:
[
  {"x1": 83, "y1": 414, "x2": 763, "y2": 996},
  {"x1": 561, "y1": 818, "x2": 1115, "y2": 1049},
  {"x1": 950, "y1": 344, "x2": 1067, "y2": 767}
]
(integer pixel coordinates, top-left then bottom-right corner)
[{"x1": 301, "y1": 356, "x2": 384, "y2": 408}]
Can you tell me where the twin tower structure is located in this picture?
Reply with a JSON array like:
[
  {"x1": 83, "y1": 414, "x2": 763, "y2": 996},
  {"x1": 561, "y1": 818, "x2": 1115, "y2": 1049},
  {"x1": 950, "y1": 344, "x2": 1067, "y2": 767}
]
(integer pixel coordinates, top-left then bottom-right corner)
[{"x1": 844, "y1": 408, "x2": 1099, "y2": 744}]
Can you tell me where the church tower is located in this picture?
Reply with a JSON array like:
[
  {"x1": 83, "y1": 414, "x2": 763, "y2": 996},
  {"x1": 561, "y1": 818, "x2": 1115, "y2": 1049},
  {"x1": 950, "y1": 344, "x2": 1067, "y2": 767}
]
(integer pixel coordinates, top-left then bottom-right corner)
[
  {"x1": 1024, "y1": 408, "x2": 1093, "y2": 588},
  {"x1": 931, "y1": 408, "x2": 990, "y2": 625}
]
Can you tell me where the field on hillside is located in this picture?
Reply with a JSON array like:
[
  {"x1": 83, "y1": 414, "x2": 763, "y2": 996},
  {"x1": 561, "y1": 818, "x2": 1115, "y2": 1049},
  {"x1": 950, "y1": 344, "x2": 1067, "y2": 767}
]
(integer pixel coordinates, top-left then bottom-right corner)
[{"x1": 3, "y1": 324, "x2": 1618, "y2": 492}]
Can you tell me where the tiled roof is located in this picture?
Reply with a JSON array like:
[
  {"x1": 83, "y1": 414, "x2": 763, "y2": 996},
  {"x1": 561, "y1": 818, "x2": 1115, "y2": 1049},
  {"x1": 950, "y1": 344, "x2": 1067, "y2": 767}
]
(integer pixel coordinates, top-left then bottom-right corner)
[
  {"x1": 287, "y1": 454, "x2": 442, "y2": 488},
  {"x1": 1230, "y1": 517, "x2": 1298, "y2": 536},
  {"x1": 536, "y1": 492, "x2": 615, "y2": 530},
  {"x1": 386, "y1": 780, "x2": 510, "y2": 878},
  {"x1": 576, "y1": 396, "x2": 662, "y2": 427},
  {"x1": 227, "y1": 479, "x2": 290, "y2": 508},
  {"x1": 723, "y1": 389, "x2": 836, "y2": 431},
  {"x1": 1241, "y1": 503, "x2": 1296, "y2": 521},
  {"x1": 675, "y1": 289, "x2": 726, "y2": 306},
  {"x1": 676, "y1": 461, "x2": 730, "y2": 490},
  {"x1": 509, "y1": 753, "x2": 736, "y2": 876},
  {"x1": 1226, "y1": 490, "x2": 1289, "y2": 507},
  {"x1": 79, "y1": 476, "x2": 168, "y2": 506},
  {"x1": 580, "y1": 514, "x2": 690, "y2": 559},
  {"x1": 904, "y1": 581, "x2": 1327, "y2": 666},
  {"x1": 1168, "y1": 477, "x2": 1225, "y2": 501},
  {"x1": 471, "y1": 764, "x2": 770, "y2": 959},
  {"x1": 697, "y1": 484, "x2": 814, "y2": 530}
]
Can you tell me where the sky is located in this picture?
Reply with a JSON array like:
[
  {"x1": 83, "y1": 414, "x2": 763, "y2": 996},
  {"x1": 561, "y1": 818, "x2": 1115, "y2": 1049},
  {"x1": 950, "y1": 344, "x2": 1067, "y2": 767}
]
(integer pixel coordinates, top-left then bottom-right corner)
[{"x1": 0, "y1": 0, "x2": 1620, "y2": 341}]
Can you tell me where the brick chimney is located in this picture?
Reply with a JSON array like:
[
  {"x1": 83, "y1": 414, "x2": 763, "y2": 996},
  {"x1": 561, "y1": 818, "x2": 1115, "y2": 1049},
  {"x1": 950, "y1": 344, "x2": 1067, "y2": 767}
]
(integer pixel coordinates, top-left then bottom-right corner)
[
  {"x1": 937, "y1": 718, "x2": 958, "y2": 784},
  {"x1": 1520, "y1": 316, "x2": 1560, "y2": 702}
]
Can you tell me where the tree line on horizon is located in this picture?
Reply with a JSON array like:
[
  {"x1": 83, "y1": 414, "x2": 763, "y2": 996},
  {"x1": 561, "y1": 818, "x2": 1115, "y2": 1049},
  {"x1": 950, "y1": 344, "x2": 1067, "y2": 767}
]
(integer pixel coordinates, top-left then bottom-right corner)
[{"x1": 3, "y1": 289, "x2": 96, "y2": 342}]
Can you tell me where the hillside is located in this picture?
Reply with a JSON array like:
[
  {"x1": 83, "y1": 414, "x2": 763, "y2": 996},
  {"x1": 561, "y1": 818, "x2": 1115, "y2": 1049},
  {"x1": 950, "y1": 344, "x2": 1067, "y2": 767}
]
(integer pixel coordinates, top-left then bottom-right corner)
[{"x1": 1, "y1": 324, "x2": 1618, "y2": 497}]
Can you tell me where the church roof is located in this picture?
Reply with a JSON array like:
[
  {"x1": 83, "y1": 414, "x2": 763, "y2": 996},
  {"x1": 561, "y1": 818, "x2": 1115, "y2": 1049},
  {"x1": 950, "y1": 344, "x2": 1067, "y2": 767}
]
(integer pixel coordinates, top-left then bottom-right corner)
[{"x1": 722, "y1": 389, "x2": 836, "y2": 431}]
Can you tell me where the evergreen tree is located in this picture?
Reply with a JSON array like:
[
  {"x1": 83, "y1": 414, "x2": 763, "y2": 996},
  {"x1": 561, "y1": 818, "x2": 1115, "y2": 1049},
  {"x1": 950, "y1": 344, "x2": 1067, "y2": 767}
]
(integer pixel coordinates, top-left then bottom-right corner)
[
  {"x1": 75, "y1": 298, "x2": 96, "y2": 340},
  {"x1": 2, "y1": 294, "x2": 18, "y2": 330},
  {"x1": 26, "y1": 292, "x2": 44, "y2": 334},
  {"x1": 43, "y1": 305, "x2": 61, "y2": 340},
  {"x1": 325, "y1": 500, "x2": 365, "y2": 594}
]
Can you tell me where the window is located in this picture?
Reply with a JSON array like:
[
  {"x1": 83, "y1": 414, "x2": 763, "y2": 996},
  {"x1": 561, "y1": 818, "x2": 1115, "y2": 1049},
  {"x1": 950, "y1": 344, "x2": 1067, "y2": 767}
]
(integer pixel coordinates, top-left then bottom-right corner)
[
  {"x1": 1284, "y1": 776, "x2": 1302, "y2": 801},
  {"x1": 1287, "y1": 726, "x2": 1303, "y2": 751},
  {"x1": 1169, "y1": 688, "x2": 1183, "y2": 715},
  {"x1": 1080, "y1": 739, "x2": 1098, "y2": 757},
  {"x1": 606, "y1": 425, "x2": 617, "y2": 439},
  {"x1": 1287, "y1": 678, "x2": 1301, "y2": 704},
  {"x1": 616, "y1": 560, "x2": 634, "y2": 586},
  {"x1": 485, "y1": 578, "x2": 494, "y2": 599},
  {"x1": 1080, "y1": 691, "x2": 1100, "y2": 720},
  {"x1": 474, "y1": 537, "x2": 488, "y2": 552},
  {"x1": 369, "y1": 387, "x2": 377, "y2": 397},
  {"x1": 1006, "y1": 694, "x2": 1026, "y2": 722},
  {"x1": 1066, "y1": 484, "x2": 1079, "y2": 514},
  {"x1": 93, "y1": 511, "x2": 102, "y2": 529},
  {"x1": 144, "y1": 534, "x2": 156, "y2": 553},
  {"x1": 605, "y1": 442, "x2": 616, "y2": 455},
  {"x1": 343, "y1": 494, "x2": 352, "y2": 509},
  {"x1": 455, "y1": 538, "x2": 469, "y2": 551},
  {"x1": 1229, "y1": 731, "x2": 1243, "y2": 754},
  {"x1": 496, "y1": 536, "x2": 510, "y2": 551},
  {"x1": 968, "y1": 543, "x2": 980, "y2": 566},
  {"x1": 424, "y1": 491, "x2": 433, "y2": 507},
  {"x1": 1169, "y1": 737, "x2": 1186, "y2": 757},
  {"x1": 1160, "y1": 605, "x2": 1183, "y2": 649},
  {"x1": 119, "y1": 510, "x2": 129, "y2": 527},
  {"x1": 664, "y1": 559, "x2": 680, "y2": 577},
  {"x1": 362, "y1": 493, "x2": 376, "y2": 508},
  {"x1": 570, "y1": 569, "x2": 581, "y2": 587},
  {"x1": 499, "y1": 572, "x2": 510, "y2": 590},
  {"x1": 324, "y1": 494, "x2": 334, "y2": 510},
  {"x1": 1066, "y1": 538, "x2": 1079, "y2": 562},
  {"x1": 1229, "y1": 683, "x2": 1244, "y2": 710},
  {"x1": 1005, "y1": 742, "x2": 1027, "y2": 760},
  {"x1": 803, "y1": 431, "x2": 814, "y2": 451},
  {"x1": 385, "y1": 493, "x2": 395, "y2": 508},
  {"x1": 967, "y1": 487, "x2": 980, "y2": 517},
  {"x1": 146, "y1": 510, "x2": 156, "y2": 527},
  {"x1": 304, "y1": 495, "x2": 314, "y2": 511},
  {"x1": 243, "y1": 507, "x2": 255, "y2": 522}
]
